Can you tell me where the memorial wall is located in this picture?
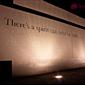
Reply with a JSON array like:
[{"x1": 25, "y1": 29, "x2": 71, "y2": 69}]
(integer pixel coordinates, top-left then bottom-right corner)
[{"x1": 0, "y1": 1, "x2": 85, "y2": 76}]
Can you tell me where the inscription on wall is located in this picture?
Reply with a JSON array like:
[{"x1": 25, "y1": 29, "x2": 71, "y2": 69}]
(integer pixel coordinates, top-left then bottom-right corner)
[{"x1": 4, "y1": 17, "x2": 78, "y2": 38}]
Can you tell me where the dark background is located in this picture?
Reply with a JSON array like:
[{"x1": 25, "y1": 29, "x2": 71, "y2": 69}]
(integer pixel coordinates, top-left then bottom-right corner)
[{"x1": 45, "y1": 0, "x2": 85, "y2": 19}]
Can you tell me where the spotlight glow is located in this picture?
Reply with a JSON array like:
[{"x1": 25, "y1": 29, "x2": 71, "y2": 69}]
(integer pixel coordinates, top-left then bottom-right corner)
[{"x1": 54, "y1": 75, "x2": 63, "y2": 79}]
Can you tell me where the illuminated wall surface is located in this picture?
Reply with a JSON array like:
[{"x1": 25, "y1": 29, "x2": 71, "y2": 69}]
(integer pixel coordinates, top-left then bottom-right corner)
[{"x1": 0, "y1": 4, "x2": 85, "y2": 76}]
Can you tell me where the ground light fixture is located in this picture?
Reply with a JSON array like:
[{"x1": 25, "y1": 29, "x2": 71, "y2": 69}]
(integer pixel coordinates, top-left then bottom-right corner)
[{"x1": 54, "y1": 75, "x2": 63, "y2": 79}]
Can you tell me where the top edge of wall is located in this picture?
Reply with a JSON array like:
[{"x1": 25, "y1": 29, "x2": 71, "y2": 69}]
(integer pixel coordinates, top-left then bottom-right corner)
[{"x1": 13, "y1": 0, "x2": 85, "y2": 27}]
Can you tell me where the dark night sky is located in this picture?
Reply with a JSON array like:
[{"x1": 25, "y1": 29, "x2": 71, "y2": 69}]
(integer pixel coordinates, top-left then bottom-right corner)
[{"x1": 44, "y1": 0, "x2": 85, "y2": 19}]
